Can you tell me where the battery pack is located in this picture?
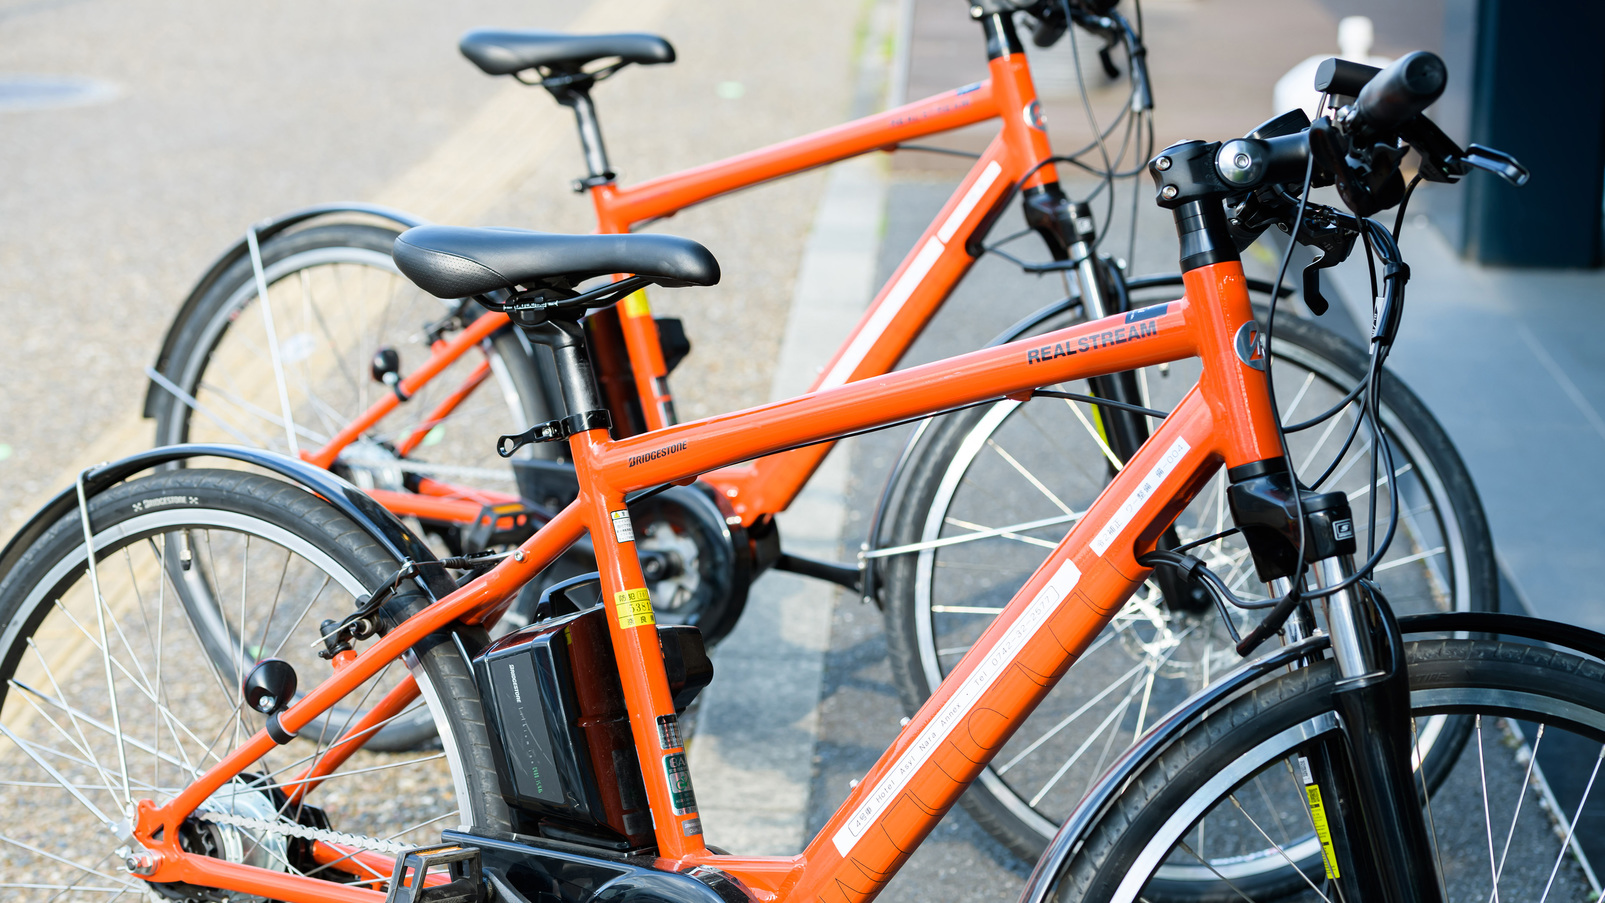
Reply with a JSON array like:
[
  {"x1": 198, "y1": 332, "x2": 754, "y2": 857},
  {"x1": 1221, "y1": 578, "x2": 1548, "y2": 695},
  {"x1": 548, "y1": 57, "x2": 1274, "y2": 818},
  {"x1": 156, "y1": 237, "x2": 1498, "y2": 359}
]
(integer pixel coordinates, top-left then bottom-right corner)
[{"x1": 474, "y1": 603, "x2": 713, "y2": 849}]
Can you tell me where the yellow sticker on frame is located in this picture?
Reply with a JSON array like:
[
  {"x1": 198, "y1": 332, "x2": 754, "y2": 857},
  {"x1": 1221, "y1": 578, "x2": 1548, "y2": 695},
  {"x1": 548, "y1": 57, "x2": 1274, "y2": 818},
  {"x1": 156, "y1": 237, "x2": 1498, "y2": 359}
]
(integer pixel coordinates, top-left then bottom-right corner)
[
  {"x1": 621, "y1": 290, "x2": 651, "y2": 318},
  {"x1": 614, "y1": 587, "x2": 656, "y2": 629}
]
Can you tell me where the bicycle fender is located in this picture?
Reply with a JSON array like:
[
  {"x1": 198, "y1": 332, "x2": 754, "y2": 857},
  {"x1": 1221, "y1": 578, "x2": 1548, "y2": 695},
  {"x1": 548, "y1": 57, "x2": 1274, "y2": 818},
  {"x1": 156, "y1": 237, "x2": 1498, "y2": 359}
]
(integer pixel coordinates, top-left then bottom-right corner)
[
  {"x1": 0, "y1": 443, "x2": 456, "y2": 604},
  {"x1": 1013, "y1": 610, "x2": 1605, "y2": 903},
  {"x1": 142, "y1": 203, "x2": 430, "y2": 417}
]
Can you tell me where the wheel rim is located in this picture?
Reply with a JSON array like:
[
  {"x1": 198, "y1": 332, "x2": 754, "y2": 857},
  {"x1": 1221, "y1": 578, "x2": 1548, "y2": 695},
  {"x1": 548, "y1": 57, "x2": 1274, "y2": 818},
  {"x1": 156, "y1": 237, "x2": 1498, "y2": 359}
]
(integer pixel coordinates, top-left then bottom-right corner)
[
  {"x1": 910, "y1": 326, "x2": 1474, "y2": 847},
  {"x1": 0, "y1": 507, "x2": 468, "y2": 900}
]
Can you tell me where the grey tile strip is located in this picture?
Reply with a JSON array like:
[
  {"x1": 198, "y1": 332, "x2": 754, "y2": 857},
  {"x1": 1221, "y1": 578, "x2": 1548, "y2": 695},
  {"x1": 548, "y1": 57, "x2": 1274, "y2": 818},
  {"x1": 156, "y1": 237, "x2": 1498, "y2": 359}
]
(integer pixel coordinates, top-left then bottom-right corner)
[{"x1": 684, "y1": 153, "x2": 888, "y2": 855}]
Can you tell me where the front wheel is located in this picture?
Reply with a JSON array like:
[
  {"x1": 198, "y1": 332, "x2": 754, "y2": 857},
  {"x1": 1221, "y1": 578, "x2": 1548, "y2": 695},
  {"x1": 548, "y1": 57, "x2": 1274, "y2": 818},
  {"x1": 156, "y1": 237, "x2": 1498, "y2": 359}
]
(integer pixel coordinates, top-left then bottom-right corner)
[
  {"x1": 878, "y1": 302, "x2": 1495, "y2": 862},
  {"x1": 1054, "y1": 639, "x2": 1603, "y2": 901}
]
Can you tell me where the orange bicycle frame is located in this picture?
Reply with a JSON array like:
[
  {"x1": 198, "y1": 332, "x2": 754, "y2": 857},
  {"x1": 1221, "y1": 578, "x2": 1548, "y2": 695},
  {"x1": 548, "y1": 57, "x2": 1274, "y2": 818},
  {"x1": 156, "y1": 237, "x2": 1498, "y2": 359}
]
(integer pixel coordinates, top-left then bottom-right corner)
[
  {"x1": 127, "y1": 259, "x2": 1285, "y2": 903},
  {"x1": 300, "y1": 22, "x2": 1066, "y2": 529}
]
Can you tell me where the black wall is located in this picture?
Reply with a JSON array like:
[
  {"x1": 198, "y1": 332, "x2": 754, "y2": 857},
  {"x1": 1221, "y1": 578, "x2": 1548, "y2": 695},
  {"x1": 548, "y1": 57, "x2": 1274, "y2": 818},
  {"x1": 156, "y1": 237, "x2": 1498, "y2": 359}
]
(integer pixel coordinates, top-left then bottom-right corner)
[{"x1": 1434, "y1": 0, "x2": 1605, "y2": 268}]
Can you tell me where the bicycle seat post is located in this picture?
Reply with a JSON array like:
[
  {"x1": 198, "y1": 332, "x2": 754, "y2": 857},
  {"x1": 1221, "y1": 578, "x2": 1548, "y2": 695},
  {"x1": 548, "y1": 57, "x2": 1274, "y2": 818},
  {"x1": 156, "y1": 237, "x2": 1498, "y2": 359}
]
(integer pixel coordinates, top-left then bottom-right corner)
[
  {"x1": 547, "y1": 81, "x2": 616, "y2": 190},
  {"x1": 521, "y1": 316, "x2": 608, "y2": 424}
]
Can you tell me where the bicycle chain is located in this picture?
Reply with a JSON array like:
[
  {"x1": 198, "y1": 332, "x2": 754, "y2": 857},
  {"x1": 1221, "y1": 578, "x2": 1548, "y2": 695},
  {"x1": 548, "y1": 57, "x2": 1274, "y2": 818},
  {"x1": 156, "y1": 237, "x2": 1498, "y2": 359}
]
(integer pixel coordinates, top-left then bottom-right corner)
[{"x1": 192, "y1": 808, "x2": 409, "y2": 857}]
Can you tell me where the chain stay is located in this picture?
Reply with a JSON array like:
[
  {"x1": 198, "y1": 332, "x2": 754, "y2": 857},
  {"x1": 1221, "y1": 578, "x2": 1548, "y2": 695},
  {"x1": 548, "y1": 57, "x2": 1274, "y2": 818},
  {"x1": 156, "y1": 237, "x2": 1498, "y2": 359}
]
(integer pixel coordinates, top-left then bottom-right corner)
[{"x1": 192, "y1": 808, "x2": 410, "y2": 856}]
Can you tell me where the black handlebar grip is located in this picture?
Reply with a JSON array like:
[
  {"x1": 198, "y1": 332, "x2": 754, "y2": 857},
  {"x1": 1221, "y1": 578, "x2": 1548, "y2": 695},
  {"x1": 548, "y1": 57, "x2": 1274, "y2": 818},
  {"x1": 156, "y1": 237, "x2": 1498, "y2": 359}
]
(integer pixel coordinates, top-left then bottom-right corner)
[
  {"x1": 1353, "y1": 50, "x2": 1447, "y2": 133},
  {"x1": 1313, "y1": 58, "x2": 1381, "y2": 97}
]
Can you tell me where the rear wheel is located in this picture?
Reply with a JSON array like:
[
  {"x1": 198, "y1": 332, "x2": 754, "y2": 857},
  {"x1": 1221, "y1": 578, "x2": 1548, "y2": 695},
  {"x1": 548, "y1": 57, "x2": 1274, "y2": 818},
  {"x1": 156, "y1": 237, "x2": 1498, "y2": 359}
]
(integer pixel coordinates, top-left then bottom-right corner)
[
  {"x1": 150, "y1": 221, "x2": 559, "y2": 494},
  {"x1": 153, "y1": 222, "x2": 753, "y2": 648},
  {"x1": 151, "y1": 223, "x2": 559, "y2": 742},
  {"x1": 1055, "y1": 639, "x2": 1601, "y2": 901},
  {"x1": 0, "y1": 469, "x2": 511, "y2": 901},
  {"x1": 879, "y1": 300, "x2": 1495, "y2": 862}
]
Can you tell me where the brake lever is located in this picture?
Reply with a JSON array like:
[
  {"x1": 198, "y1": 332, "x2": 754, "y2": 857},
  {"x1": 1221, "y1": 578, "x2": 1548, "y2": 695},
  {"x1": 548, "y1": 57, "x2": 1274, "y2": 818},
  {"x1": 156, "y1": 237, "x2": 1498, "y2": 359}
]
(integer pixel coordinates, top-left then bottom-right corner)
[
  {"x1": 1293, "y1": 205, "x2": 1358, "y2": 316},
  {"x1": 1460, "y1": 144, "x2": 1530, "y2": 186}
]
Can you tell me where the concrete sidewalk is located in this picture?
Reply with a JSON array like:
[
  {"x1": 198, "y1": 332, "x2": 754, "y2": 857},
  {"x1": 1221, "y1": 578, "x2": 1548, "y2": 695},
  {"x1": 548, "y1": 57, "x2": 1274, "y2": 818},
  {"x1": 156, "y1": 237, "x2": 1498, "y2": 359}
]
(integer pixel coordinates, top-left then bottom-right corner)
[{"x1": 1326, "y1": 216, "x2": 1605, "y2": 629}]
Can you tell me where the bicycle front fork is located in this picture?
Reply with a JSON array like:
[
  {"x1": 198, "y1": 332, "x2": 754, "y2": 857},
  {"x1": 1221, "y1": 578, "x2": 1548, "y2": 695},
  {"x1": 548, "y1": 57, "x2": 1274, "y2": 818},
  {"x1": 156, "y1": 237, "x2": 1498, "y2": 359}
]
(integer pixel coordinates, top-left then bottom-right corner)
[
  {"x1": 1233, "y1": 464, "x2": 1444, "y2": 901},
  {"x1": 1311, "y1": 552, "x2": 1444, "y2": 902}
]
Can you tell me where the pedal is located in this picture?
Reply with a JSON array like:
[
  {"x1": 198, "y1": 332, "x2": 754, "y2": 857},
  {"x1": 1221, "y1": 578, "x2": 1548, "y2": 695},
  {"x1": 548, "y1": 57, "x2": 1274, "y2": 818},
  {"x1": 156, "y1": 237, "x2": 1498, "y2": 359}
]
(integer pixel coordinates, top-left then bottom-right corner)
[
  {"x1": 384, "y1": 843, "x2": 483, "y2": 903},
  {"x1": 463, "y1": 502, "x2": 540, "y2": 553}
]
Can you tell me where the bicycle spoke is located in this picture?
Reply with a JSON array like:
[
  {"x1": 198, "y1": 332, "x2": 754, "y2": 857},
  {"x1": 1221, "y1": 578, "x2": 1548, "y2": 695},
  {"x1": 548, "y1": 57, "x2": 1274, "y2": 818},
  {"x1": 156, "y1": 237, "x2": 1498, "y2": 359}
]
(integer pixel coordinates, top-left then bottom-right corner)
[
  {"x1": 1539, "y1": 744, "x2": 1604, "y2": 901},
  {"x1": 1370, "y1": 547, "x2": 1445, "y2": 574},
  {"x1": 1060, "y1": 397, "x2": 1124, "y2": 471},
  {"x1": 268, "y1": 574, "x2": 334, "y2": 661},
  {"x1": 996, "y1": 659, "x2": 1149, "y2": 775},
  {"x1": 1473, "y1": 716, "x2": 1502, "y2": 903},
  {"x1": 984, "y1": 438, "x2": 1075, "y2": 516},
  {"x1": 1172, "y1": 840, "x2": 1260, "y2": 902},
  {"x1": 35, "y1": 595, "x2": 224, "y2": 770},
  {"x1": 10, "y1": 681, "x2": 200, "y2": 780},
  {"x1": 1227, "y1": 793, "x2": 1332, "y2": 903},
  {"x1": 1410, "y1": 717, "x2": 1452, "y2": 903},
  {"x1": 192, "y1": 379, "x2": 323, "y2": 447},
  {"x1": 75, "y1": 476, "x2": 132, "y2": 809},
  {"x1": 1295, "y1": 406, "x2": 1351, "y2": 476},
  {"x1": 384, "y1": 809, "x2": 458, "y2": 841},
  {"x1": 259, "y1": 752, "x2": 448, "y2": 794},
  {"x1": 1277, "y1": 370, "x2": 1318, "y2": 424},
  {"x1": 944, "y1": 515, "x2": 1060, "y2": 551},
  {"x1": 0, "y1": 724, "x2": 115, "y2": 828},
  {"x1": 1028, "y1": 687, "x2": 1138, "y2": 808},
  {"x1": 1488, "y1": 722, "x2": 1542, "y2": 901}
]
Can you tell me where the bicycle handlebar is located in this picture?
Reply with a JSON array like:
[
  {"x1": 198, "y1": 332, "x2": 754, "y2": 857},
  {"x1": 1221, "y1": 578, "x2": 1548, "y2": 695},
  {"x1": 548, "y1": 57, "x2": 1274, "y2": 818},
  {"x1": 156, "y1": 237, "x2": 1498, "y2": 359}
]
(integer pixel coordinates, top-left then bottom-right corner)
[{"x1": 1350, "y1": 51, "x2": 1446, "y2": 136}]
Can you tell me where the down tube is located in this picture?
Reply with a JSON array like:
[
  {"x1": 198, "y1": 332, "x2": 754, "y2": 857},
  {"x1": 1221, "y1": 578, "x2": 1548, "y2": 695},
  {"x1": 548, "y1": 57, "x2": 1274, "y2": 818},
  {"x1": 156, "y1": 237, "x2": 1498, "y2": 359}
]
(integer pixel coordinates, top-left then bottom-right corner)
[{"x1": 780, "y1": 390, "x2": 1221, "y2": 903}]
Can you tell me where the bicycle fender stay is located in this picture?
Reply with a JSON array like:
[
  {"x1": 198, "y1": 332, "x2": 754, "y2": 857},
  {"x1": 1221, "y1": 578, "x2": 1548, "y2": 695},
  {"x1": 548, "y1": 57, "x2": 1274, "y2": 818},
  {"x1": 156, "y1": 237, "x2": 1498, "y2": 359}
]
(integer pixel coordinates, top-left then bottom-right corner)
[
  {"x1": 0, "y1": 443, "x2": 456, "y2": 604},
  {"x1": 1013, "y1": 610, "x2": 1605, "y2": 903},
  {"x1": 142, "y1": 202, "x2": 430, "y2": 417}
]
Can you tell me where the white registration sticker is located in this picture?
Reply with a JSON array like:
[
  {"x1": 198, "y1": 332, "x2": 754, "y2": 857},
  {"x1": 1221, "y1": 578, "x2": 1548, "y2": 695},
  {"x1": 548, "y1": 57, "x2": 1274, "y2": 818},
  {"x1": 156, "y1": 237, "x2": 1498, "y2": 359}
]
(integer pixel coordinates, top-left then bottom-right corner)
[
  {"x1": 831, "y1": 558, "x2": 1081, "y2": 856},
  {"x1": 1090, "y1": 436, "x2": 1191, "y2": 557}
]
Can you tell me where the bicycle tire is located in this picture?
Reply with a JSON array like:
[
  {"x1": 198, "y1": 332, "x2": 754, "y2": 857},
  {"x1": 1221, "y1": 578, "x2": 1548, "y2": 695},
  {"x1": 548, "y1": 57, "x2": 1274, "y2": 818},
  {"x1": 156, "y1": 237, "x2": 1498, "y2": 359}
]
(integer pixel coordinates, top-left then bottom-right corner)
[
  {"x1": 0, "y1": 469, "x2": 512, "y2": 901},
  {"x1": 880, "y1": 300, "x2": 1495, "y2": 863},
  {"x1": 1053, "y1": 638, "x2": 1602, "y2": 901}
]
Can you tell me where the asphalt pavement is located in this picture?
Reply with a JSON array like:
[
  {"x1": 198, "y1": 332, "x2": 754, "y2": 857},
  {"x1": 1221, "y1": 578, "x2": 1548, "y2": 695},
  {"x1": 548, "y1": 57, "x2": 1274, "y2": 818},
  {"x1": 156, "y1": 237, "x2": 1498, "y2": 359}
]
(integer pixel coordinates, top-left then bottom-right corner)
[{"x1": 6, "y1": 0, "x2": 1605, "y2": 897}]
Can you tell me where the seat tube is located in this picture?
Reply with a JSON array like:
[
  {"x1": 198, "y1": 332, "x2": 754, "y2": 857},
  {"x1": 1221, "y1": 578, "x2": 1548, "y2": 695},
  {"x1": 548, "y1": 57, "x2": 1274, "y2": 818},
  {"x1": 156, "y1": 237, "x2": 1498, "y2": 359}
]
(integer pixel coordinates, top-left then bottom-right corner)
[
  {"x1": 537, "y1": 315, "x2": 707, "y2": 856},
  {"x1": 592, "y1": 188, "x2": 676, "y2": 432},
  {"x1": 570, "y1": 449, "x2": 708, "y2": 858}
]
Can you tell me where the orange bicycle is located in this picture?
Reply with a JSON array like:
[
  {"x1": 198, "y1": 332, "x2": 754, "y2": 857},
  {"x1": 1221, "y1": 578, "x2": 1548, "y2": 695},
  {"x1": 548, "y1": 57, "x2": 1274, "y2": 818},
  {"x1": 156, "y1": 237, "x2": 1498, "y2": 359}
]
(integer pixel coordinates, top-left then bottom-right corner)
[
  {"x1": 140, "y1": 1, "x2": 1496, "y2": 860},
  {"x1": 145, "y1": 2, "x2": 1171, "y2": 644},
  {"x1": 0, "y1": 49, "x2": 1568, "y2": 903}
]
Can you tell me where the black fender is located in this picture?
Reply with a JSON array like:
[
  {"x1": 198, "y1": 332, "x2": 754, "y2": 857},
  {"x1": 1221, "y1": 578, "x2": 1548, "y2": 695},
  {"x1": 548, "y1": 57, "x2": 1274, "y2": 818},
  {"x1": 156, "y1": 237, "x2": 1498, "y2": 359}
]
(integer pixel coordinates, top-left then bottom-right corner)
[
  {"x1": 0, "y1": 443, "x2": 456, "y2": 604},
  {"x1": 859, "y1": 274, "x2": 1287, "y2": 607},
  {"x1": 1014, "y1": 611, "x2": 1605, "y2": 903},
  {"x1": 143, "y1": 203, "x2": 429, "y2": 417}
]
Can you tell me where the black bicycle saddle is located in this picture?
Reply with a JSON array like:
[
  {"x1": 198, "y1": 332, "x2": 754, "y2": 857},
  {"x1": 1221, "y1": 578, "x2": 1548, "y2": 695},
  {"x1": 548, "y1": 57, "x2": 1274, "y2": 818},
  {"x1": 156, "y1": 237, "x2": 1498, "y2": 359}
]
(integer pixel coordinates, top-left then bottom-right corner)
[
  {"x1": 459, "y1": 30, "x2": 675, "y2": 76},
  {"x1": 393, "y1": 226, "x2": 719, "y2": 299}
]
